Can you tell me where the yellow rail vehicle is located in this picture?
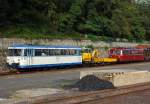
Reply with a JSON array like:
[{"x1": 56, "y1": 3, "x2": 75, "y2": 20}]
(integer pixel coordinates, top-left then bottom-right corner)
[{"x1": 82, "y1": 49, "x2": 117, "y2": 64}]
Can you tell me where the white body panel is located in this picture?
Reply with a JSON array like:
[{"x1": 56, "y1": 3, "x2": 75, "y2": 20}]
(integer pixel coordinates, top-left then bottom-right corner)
[
  {"x1": 31, "y1": 56, "x2": 82, "y2": 65},
  {"x1": 7, "y1": 56, "x2": 25, "y2": 66},
  {"x1": 7, "y1": 56, "x2": 82, "y2": 68}
]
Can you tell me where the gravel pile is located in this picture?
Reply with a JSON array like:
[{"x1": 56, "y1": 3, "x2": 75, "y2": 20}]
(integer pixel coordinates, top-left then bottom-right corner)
[{"x1": 74, "y1": 75, "x2": 115, "y2": 91}]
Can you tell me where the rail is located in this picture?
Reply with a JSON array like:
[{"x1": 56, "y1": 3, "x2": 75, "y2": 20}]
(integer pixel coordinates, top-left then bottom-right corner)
[{"x1": 17, "y1": 82, "x2": 150, "y2": 104}]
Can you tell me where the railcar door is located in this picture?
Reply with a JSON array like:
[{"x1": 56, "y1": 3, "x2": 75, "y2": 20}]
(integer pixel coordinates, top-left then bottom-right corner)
[
  {"x1": 122, "y1": 49, "x2": 131, "y2": 62},
  {"x1": 24, "y1": 49, "x2": 33, "y2": 66}
]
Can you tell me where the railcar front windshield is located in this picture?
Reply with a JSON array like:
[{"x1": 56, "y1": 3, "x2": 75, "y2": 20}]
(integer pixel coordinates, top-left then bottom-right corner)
[{"x1": 8, "y1": 49, "x2": 22, "y2": 56}]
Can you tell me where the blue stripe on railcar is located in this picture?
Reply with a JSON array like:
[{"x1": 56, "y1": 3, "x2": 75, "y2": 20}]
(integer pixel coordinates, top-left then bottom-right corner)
[
  {"x1": 17, "y1": 62, "x2": 82, "y2": 69},
  {"x1": 9, "y1": 44, "x2": 81, "y2": 50}
]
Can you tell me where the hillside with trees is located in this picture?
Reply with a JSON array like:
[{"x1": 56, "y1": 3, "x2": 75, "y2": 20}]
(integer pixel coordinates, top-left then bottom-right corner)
[{"x1": 0, "y1": 0, "x2": 149, "y2": 42}]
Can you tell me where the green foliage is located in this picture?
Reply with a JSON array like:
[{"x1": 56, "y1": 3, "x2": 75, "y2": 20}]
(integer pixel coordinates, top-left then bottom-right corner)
[
  {"x1": 137, "y1": 0, "x2": 150, "y2": 41},
  {"x1": 0, "y1": 0, "x2": 149, "y2": 41},
  {"x1": 85, "y1": 45, "x2": 94, "y2": 50}
]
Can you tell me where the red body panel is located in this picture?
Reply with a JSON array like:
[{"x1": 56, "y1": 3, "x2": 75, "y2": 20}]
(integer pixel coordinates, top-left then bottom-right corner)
[{"x1": 109, "y1": 48, "x2": 144, "y2": 62}]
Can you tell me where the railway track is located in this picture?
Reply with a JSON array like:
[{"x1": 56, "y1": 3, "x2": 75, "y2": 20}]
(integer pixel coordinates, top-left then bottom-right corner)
[
  {"x1": 0, "y1": 61, "x2": 150, "y2": 76},
  {"x1": 17, "y1": 82, "x2": 150, "y2": 104}
]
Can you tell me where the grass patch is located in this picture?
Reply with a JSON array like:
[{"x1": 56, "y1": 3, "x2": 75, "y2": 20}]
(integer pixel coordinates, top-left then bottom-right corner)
[
  {"x1": 0, "y1": 25, "x2": 140, "y2": 43},
  {"x1": 0, "y1": 25, "x2": 104, "y2": 41},
  {"x1": 0, "y1": 25, "x2": 87, "y2": 40}
]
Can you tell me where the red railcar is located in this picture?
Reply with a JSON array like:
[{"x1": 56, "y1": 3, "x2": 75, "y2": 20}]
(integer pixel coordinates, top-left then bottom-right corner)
[
  {"x1": 136, "y1": 45, "x2": 150, "y2": 60},
  {"x1": 109, "y1": 47, "x2": 144, "y2": 62}
]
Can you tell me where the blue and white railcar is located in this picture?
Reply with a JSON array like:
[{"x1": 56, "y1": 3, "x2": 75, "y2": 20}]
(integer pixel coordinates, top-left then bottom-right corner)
[{"x1": 7, "y1": 44, "x2": 82, "y2": 69}]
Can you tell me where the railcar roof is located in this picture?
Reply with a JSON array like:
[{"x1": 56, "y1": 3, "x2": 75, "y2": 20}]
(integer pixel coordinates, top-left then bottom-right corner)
[
  {"x1": 110, "y1": 47, "x2": 143, "y2": 50},
  {"x1": 8, "y1": 44, "x2": 81, "y2": 49}
]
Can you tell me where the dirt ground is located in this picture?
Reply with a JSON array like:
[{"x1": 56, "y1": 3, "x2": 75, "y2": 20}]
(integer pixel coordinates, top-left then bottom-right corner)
[
  {"x1": 87, "y1": 89, "x2": 150, "y2": 104},
  {"x1": 0, "y1": 62, "x2": 150, "y2": 104},
  {"x1": 0, "y1": 62, "x2": 150, "y2": 99}
]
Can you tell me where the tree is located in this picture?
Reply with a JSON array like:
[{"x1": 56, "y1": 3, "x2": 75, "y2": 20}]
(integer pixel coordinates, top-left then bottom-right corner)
[{"x1": 0, "y1": 0, "x2": 149, "y2": 41}]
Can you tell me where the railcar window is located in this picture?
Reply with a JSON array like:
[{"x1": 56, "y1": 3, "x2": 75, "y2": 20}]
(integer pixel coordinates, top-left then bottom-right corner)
[
  {"x1": 74, "y1": 50, "x2": 78, "y2": 55},
  {"x1": 61, "y1": 49, "x2": 67, "y2": 55},
  {"x1": 35, "y1": 49, "x2": 42, "y2": 56},
  {"x1": 42, "y1": 49, "x2": 49, "y2": 56},
  {"x1": 79, "y1": 50, "x2": 82, "y2": 55},
  {"x1": 34, "y1": 49, "x2": 81, "y2": 56},
  {"x1": 66, "y1": 49, "x2": 76, "y2": 55},
  {"x1": 24, "y1": 49, "x2": 33, "y2": 56},
  {"x1": 60, "y1": 49, "x2": 81, "y2": 56},
  {"x1": 144, "y1": 49, "x2": 150, "y2": 56},
  {"x1": 55, "y1": 49, "x2": 61, "y2": 55},
  {"x1": 35, "y1": 49, "x2": 49, "y2": 56},
  {"x1": 69, "y1": 50, "x2": 74, "y2": 55},
  {"x1": 24, "y1": 49, "x2": 28, "y2": 56},
  {"x1": 49, "y1": 49, "x2": 55, "y2": 56},
  {"x1": 115, "y1": 50, "x2": 121, "y2": 55},
  {"x1": 109, "y1": 50, "x2": 120, "y2": 55},
  {"x1": 76, "y1": 50, "x2": 81, "y2": 55},
  {"x1": 109, "y1": 50, "x2": 114, "y2": 54},
  {"x1": 132, "y1": 50, "x2": 143, "y2": 55},
  {"x1": 123, "y1": 50, "x2": 131, "y2": 55},
  {"x1": 66, "y1": 50, "x2": 70, "y2": 55},
  {"x1": 8, "y1": 49, "x2": 22, "y2": 56}
]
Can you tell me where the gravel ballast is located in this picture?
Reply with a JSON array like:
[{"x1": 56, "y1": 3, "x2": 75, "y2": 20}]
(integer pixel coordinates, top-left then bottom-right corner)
[{"x1": 74, "y1": 75, "x2": 115, "y2": 91}]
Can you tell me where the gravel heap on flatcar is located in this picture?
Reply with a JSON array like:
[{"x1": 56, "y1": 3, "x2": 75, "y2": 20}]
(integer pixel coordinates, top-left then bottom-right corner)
[{"x1": 74, "y1": 75, "x2": 115, "y2": 91}]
